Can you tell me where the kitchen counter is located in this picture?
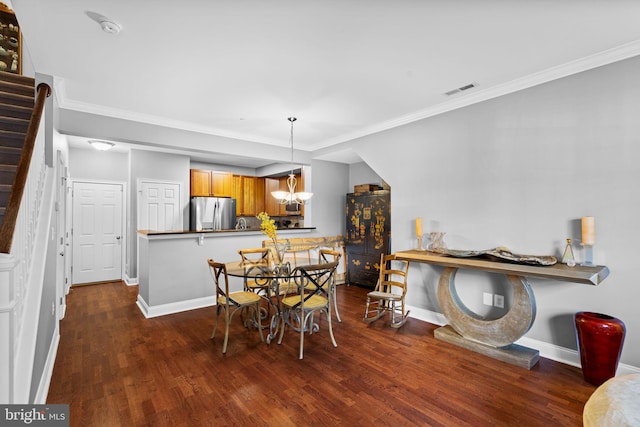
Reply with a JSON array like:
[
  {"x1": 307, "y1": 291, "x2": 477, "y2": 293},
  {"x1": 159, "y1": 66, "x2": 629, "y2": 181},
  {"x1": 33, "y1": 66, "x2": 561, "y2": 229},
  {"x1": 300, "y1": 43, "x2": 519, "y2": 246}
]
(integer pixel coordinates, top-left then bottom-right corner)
[
  {"x1": 136, "y1": 226, "x2": 317, "y2": 318},
  {"x1": 137, "y1": 227, "x2": 315, "y2": 236}
]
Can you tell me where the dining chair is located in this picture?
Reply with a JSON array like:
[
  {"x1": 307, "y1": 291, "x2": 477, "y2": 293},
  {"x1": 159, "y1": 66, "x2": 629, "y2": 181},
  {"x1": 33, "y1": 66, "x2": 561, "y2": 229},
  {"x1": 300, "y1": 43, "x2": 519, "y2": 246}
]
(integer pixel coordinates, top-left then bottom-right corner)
[
  {"x1": 238, "y1": 248, "x2": 273, "y2": 327},
  {"x1": 238, "y1": 248, "x2": 272, "y2": 289},
  {"x1": 278, "y1": 260, "x2": 339, "y2": 359},
  {"x1": 285, "y1": 244, "x2": 313, "y2": 266},
  {"x1": 363, "y1": 253, "x2": 410, "y2": 328},
  {"x1": 208, "y1": 259, "x2": 264, "y2": 353},
  {"x1": 311, "y1": 249, "x2": 343, "y2": 322}
]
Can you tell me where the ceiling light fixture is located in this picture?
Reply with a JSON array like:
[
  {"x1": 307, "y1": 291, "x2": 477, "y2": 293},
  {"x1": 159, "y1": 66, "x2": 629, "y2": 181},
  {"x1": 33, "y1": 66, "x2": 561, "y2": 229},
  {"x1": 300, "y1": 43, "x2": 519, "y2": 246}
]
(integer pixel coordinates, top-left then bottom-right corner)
[
  {"x1": 88, "y1": 140, "x2": 115, "y2": 151},
  {"x1": 271, "y1": 117, "x2": 313, "y2": 206}
]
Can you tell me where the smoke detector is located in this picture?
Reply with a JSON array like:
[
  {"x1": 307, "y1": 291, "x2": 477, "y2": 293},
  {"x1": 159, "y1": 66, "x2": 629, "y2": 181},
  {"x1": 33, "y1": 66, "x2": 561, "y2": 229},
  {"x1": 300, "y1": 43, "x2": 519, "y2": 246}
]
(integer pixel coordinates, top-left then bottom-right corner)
[{"x1": 97, "y1": 16, "x2": 121, "y2": 34}]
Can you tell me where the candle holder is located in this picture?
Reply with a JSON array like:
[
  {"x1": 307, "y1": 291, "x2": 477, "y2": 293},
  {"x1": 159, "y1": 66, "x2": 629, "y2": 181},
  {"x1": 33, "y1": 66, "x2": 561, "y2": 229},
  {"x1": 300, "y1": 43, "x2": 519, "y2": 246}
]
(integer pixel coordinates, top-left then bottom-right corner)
[
  {"x1": 581, "y1": 243, "x2": 594, "y2": 266},
  {"x1": 562, "y1": 238, "x2": 576, "y2": 267},
  {"x1": 417, "y1": 235, "x2": 424, "y2": 251}
]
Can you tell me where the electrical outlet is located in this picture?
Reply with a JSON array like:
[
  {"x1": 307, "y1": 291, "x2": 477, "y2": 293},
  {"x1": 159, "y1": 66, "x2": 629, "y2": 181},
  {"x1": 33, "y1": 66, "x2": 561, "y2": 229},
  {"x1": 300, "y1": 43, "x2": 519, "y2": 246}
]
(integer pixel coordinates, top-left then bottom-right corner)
[
  {"x1": 494, "y1": 294, "x2": 504, "y2": 308},
  {"x1": 483, "y1": 292, "x2": 493, "y2": 306}
]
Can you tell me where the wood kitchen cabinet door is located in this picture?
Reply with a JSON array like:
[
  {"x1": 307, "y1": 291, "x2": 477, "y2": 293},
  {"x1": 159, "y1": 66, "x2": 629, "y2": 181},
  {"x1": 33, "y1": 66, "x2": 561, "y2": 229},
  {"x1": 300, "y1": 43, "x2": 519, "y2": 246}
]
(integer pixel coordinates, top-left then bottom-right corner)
[
  {"x1": 264, "y1": 178, "x2": 282, "y2": 216},
  {"x1": 241, "y1": 176, "x2": 256, "y2": 215},
  {"x1": 190, "y1": 169, "x2": 233, "y2": 197},
  {"x1": 231, "y1": 175, "x2": 242, "y2": 216},
  {"x1": 255, "y1": 177, "x2": 265, "y2": 215},
  {"x1": 190, "y1": 169, "x2": 212, "y2": 196},
  {"x1": 211, "y1": 172, "x2": 232, "y2": 197},
  {"x1": 278, "y1": 176, "x2": 289, "y2": 216}
]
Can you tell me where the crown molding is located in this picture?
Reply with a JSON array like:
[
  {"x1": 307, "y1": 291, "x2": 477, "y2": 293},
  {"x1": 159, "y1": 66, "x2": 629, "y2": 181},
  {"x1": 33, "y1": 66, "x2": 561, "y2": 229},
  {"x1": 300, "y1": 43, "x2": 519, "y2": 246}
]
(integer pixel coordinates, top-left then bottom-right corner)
[
  {"x1": 55, "y1": 40, "x2": 640, "y2": 152},
  {"x1": 309, "y1": 39, "x2": 640, "y2": 151},
  {"x1": 53, "y1": 79, "x2": 285, "y2": 147}
]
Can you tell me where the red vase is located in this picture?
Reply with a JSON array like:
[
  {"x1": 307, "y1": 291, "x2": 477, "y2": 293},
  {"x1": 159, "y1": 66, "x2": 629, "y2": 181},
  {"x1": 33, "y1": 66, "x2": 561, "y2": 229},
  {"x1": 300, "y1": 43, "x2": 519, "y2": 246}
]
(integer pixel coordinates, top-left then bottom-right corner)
[{"x1": 574, "y1": 312, "x2": 626, "y2": 386}]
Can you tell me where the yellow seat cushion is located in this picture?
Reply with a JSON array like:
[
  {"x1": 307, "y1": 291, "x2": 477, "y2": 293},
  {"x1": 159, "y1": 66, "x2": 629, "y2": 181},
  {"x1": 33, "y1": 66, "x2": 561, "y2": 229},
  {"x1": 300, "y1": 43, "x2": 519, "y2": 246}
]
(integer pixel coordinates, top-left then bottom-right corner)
[
  {"x1": 367, "y1": 291, "x2": 402, "y2": 301},
  {"x1": 246, "y1": 280, "x2": 269, "y2": 290},
  {"x1": 281, "y1": 294, "x2": 328, "y2": 310},
  {"x1": 217, "y1": 291, "x2": 261, "y2": 306}
]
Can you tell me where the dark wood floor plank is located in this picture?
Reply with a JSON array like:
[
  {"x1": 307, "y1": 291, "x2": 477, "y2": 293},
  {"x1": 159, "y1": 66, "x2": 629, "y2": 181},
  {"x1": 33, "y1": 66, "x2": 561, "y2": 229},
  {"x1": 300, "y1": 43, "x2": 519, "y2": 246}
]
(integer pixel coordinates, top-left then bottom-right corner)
[{"x1": 47, "y1": 281, "x2": 595, "y2": 426}]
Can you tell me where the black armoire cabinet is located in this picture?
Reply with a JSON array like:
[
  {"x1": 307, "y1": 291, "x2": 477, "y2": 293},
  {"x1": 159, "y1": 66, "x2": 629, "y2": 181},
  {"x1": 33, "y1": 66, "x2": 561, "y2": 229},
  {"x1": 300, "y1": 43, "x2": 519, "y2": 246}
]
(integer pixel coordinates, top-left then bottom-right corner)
[{"x1": 345, "y1": 190, "x2": 390, "y2": 288}]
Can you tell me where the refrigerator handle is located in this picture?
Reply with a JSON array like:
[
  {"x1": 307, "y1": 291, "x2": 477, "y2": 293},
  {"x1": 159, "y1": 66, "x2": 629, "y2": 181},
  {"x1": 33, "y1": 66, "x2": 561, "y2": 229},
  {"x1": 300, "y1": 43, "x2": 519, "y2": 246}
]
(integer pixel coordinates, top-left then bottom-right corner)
[{"x1": 213, "y1": 199, "x2": 220, "y2": 230}]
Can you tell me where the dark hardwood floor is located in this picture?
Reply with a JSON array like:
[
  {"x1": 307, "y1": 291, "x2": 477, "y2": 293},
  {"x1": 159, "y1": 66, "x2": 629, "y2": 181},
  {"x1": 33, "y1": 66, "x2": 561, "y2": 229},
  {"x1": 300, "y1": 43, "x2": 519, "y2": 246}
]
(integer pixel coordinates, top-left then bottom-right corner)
[{"x1": 47, "y1": 281, "x2": 595, "y2": 426}]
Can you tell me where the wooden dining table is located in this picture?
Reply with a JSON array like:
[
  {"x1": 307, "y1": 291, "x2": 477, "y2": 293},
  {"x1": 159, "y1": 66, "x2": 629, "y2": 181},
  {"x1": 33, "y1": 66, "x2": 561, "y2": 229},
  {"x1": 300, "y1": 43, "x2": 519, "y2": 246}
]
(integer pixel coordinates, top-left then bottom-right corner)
[{"x1": 225, "y1": 259, "x2": 336, "y2": 344}]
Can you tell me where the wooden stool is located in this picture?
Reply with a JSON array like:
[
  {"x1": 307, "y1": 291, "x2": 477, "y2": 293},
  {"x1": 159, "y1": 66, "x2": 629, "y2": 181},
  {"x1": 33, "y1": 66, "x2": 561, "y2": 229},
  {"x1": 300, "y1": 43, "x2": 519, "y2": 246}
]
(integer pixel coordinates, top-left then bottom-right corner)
[{"x1": 583, "y1": 374, "x2": 640, "y2": 426}]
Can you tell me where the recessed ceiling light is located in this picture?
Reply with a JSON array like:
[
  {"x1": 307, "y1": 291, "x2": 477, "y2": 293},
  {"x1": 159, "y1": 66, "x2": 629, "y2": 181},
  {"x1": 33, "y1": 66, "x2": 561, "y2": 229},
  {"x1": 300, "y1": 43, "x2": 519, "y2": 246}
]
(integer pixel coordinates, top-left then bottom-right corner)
[{"x1": 88, "y1": 140, "x2": 115, "y2": 151}]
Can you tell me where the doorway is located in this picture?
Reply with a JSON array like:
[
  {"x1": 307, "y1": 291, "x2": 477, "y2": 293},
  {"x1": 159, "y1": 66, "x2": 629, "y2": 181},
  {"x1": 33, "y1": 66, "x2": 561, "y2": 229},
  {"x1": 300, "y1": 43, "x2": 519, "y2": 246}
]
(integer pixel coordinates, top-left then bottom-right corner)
[{"x1": 71, "y1": 181, "x2": 125, "y2": 285}]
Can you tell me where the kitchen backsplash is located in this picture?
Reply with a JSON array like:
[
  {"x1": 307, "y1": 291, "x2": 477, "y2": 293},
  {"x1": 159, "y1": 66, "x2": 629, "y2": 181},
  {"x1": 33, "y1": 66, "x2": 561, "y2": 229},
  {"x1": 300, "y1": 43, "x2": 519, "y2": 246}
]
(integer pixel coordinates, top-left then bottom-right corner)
[{"x1": 239, "y1": 215, "x2": 303, "y2": 230}]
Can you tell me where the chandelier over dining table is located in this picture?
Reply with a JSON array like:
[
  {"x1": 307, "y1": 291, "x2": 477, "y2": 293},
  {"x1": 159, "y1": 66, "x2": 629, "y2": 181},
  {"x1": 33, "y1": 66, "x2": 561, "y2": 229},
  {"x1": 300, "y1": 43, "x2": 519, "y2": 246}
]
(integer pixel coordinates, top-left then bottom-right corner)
[{"x1": 271, "y1": 117, "x2": 313, "y2": 205}]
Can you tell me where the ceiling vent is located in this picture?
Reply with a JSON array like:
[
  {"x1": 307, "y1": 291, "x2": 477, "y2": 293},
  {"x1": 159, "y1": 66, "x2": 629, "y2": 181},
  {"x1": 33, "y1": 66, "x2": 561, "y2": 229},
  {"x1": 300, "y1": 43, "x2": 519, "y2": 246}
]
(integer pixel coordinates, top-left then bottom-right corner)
[{"x1": 444, "y1": 82, "x2": 478, "y2": 96}]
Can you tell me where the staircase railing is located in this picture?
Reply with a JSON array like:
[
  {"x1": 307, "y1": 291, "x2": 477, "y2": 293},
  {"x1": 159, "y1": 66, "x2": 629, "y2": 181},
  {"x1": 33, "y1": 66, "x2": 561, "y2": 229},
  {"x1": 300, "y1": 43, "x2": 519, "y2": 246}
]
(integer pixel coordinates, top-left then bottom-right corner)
[
  {"x1": 0, "y1": 82, "x2": 51, "y2": 254},
  {"x1": 0, "y1": 80, "x2": 52, "y2": 403}
]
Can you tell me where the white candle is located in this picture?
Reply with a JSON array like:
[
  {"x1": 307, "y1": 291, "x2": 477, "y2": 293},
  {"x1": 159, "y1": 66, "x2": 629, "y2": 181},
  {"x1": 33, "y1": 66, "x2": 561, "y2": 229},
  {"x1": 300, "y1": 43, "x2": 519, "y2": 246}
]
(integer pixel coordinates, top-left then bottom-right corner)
[
  {"x1": 582, "y1": 216, "x2": 595, "y2": 245},
  {"x1": 415, "y1": 217, "x2": 422, "y2": 237}
]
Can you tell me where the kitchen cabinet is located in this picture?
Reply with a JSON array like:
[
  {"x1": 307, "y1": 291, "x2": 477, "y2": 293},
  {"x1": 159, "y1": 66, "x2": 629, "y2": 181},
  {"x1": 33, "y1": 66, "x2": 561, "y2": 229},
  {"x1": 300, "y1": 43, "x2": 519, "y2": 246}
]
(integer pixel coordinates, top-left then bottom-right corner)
[
  {"x1": 255, "y1": 177, "x2": 265, "y2": 215},
  {"x1": 193, "y1": 168, "x2": 302, "y2": 218},
  {"x1": 234, "y1": 176, "x2": 266, "y2": 216},
  {"x1": 345, "y1": 190, "x2": 390, "y2": 288},
  {"x1": 231, "y1": 175, "x2": 243, "y2": 216},
  {"x1": 264, "y1": 178, "x2": 282, "y2": 216},
  {"x1": 189, "y1": 169, "x2": 232, "y2": 197},
  {"x1": 241, "y1": 176, "x2": 256, "y2": 215},
  {"x1": 212, "y1": 171, "x2": 233, "y2": 197},
  {"x1": 190, "y1": 169, "x2": 211, "y2": 196}
]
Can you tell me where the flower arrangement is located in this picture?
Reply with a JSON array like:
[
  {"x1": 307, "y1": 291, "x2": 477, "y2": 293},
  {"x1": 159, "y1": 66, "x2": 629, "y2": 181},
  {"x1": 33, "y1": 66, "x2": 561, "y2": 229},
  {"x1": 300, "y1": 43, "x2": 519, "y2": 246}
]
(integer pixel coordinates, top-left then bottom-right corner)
[
  {"x1": 257, "y1": 211, "x2": 285, "y2": 266},
  {"x1": 257, "y1": 211, "x2": 278, "y2": 241}
]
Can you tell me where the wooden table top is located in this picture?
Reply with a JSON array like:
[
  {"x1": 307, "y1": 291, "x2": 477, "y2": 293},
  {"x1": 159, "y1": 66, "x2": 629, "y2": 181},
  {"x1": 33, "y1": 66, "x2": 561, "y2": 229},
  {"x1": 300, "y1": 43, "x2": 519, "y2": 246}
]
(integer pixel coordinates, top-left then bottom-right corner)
[{"x1": 394, "y1": 249, "x2": 609, "y2": 285}]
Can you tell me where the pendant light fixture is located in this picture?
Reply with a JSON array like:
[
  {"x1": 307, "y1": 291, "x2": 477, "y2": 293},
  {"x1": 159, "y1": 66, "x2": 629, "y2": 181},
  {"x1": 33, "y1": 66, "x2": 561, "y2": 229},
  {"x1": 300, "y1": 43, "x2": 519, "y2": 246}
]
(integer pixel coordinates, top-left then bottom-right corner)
[{"x1": 271, "y1": 117, "x2": 313, "y2": 206}]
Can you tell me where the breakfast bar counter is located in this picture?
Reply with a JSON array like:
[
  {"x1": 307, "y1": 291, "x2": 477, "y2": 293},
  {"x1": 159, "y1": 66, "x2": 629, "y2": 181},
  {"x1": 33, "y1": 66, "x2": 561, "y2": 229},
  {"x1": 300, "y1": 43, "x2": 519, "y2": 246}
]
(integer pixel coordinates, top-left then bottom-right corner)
[{"x1": 136, "y1": 227, "x2": 315, "y2": 318}]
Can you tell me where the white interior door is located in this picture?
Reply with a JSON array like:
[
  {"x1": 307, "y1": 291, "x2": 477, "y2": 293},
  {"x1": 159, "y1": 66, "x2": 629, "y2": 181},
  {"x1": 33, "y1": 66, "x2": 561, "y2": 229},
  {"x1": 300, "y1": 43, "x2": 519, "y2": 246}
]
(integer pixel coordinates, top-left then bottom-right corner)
[
  {"x1": 72, "y1": 181, "x2": 124, "y2": 284},
  {"x1": 137, "y1": 180, "x2": 182, "y2": 231}
]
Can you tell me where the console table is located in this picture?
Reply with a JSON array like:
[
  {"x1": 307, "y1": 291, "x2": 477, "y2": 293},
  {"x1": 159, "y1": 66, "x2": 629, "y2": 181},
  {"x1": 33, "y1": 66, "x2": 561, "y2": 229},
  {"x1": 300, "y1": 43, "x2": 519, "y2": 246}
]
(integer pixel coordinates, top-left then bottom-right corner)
[{"x1": 395, "y1": 250, "x2": 610, "y2": 369}]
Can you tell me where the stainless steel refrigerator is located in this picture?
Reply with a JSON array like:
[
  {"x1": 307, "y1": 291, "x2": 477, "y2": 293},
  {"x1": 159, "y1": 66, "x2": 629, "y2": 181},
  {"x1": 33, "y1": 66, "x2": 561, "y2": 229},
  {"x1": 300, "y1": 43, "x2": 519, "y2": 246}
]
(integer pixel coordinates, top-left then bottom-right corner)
[{"x1": 190, "y1": 197, "x2": 237, "y2": 231}]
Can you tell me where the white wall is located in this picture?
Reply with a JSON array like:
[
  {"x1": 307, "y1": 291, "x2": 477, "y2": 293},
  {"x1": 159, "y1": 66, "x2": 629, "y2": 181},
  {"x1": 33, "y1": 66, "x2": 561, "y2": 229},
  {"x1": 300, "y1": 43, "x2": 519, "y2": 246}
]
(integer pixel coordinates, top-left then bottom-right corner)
[
  {"x1": 129, "y1": 150, "x2": 191, "y2": 279},
  {"x1": 308, "y1": 159, "x2": 349, "y2": 237},
  {"x1": 344, "y1": 55, "x2": 640, "y2": 368},
  {"x1": 349, "y1": 162, "x2": 382, "y2": 190},
  {"x1": 69, "y1": 147, "x2": 129, "y2": 182}
]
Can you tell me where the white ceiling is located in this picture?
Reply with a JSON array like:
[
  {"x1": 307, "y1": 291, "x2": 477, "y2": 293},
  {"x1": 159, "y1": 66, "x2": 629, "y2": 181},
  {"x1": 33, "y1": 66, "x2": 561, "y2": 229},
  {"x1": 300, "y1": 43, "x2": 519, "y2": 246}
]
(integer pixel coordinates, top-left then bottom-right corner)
[{"x1": 10, "y1": 0, "x2": 640, "y2": 166}]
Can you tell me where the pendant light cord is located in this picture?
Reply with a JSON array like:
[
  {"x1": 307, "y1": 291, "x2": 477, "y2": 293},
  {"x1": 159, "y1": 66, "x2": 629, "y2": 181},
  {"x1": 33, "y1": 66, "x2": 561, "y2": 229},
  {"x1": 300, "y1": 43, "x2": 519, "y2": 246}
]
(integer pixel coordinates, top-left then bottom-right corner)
[{"x1": 288, "y1": 117, "x2": 296, "y2": 176}]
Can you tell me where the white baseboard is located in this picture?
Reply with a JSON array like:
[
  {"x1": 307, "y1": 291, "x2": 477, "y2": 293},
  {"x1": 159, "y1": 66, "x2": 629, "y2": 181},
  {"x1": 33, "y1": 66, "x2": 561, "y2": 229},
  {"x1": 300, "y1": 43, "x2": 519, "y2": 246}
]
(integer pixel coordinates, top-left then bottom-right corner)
[
  {"x1": 406, "y1": 304, "x2": 447, "y2": 327},
  {"x1": 136, "y1": 294, "x2": 215, "y2": 318},
  {"x1": 34, "y1": 329, "x2": 60, "y2": 404},
  {"x1": 407, "y1": 304, "x2": 640, "y2": 375},
  {"x1": 123, "y1": 274, "x2": 138, "y2": 286}
]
